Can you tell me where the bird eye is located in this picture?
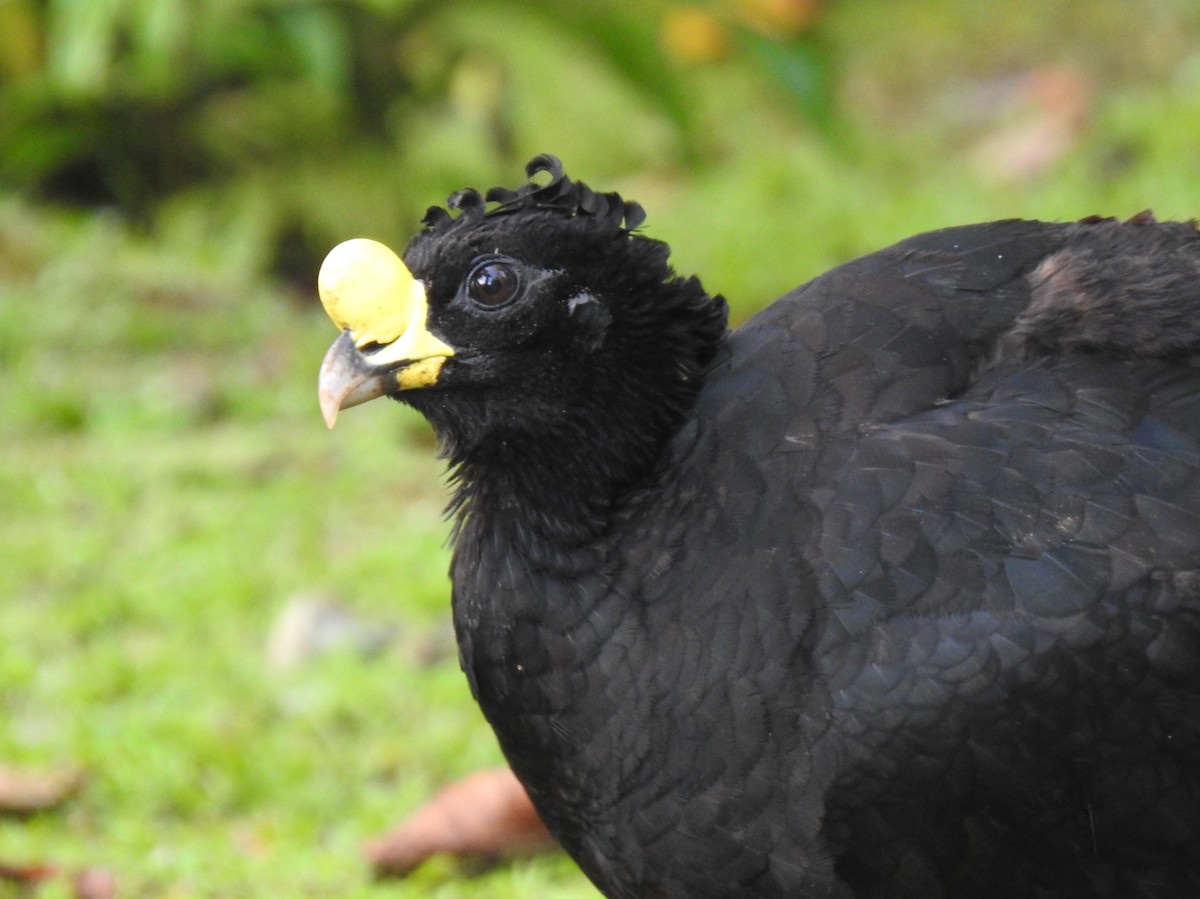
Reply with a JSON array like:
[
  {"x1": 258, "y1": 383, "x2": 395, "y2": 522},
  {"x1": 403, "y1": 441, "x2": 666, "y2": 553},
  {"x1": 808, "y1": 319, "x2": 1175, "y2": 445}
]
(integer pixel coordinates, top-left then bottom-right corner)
[{"x1": 467, "y1": 261, "x2": 520, "y2": 309}]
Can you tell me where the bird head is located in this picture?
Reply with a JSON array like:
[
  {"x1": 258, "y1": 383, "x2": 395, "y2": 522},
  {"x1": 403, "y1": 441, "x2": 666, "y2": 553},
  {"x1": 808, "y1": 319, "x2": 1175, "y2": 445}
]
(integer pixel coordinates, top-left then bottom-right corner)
[{"x1": 317, "y1": 155, "x2": 728, "y2": 491}]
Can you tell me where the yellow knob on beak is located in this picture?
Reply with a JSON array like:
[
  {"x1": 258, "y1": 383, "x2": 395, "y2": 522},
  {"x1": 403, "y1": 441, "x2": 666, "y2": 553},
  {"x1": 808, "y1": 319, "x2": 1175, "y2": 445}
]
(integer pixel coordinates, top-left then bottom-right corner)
[
  {"x1": 318, "y1": 238, "x2": 424, "y2": 348},
  {"x1": 316, "y1": 238, "x2": 455, "y2": 427}
]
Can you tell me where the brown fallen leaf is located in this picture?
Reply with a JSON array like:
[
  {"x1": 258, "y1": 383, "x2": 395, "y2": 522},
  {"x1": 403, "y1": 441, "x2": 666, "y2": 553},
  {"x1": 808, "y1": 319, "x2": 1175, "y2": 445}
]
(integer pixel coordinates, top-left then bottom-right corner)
[
  {"x1": 0, "y1": 860, "x2": 57, "y2": 884},
  {"x1": 366, "y1": 766, "x2": 556, "y2": 878},
  {"x1": 0, "y1": 765, "x2": 85, "y2": 815}
]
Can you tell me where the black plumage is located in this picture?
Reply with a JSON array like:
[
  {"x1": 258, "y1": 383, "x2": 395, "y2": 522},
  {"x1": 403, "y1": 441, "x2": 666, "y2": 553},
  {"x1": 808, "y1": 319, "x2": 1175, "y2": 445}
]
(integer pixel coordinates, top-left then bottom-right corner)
[{"x1": 317, "y1": 156, "x2": 1200, "y2": 898}]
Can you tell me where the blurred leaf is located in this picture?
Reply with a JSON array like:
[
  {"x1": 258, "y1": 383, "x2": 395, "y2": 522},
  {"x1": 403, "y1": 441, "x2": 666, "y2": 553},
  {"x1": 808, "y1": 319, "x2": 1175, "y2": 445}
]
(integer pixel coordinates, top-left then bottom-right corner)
[
  {"x1": 126, "y1": 0, "x2": 191, "y2": 96},
  {"x1": 0, "y1": 764, "x2": 85, "y2": 814},
  {"x1": 738, "y1": 29, "x2": 834, "y2": 128},
  {"x1": 0, "y1": 0, "x2": 42, "y2": 77},
  {"x1": 662, "y1": 7, "x2": 732, "y2": 65},
  {"x1": 0, "y1": 88, "x2": 95, "y2": 185},
  {"x1": 366, "y1": 766, "x2": 554, "y2": 878},
  {"x1": 511, "y1": 0, "x2": 697, "y2": 153},
  {"x1": 44, "y1": 0, "x2": 124, "y2": 96},
  {"x1": 277, "y1": 4, "x2": 353, "y2": 93},
  {"x1": 731, "y1": 0, "x2": 822, "y2": 38}
]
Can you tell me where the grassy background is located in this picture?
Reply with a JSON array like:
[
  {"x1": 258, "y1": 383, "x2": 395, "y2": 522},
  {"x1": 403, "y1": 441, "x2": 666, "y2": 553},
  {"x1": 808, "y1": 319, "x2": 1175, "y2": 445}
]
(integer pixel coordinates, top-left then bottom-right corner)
[{"x1": 4, "y1": 1, "x2": 1200, "y2": 896}]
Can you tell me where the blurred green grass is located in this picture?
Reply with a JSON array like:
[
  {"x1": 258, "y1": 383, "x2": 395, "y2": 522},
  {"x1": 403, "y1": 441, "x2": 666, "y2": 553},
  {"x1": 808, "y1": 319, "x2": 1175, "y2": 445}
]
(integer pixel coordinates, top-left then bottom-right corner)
[{"x1": 4, "y1": 1, "x2": 1200, "y2": 896}]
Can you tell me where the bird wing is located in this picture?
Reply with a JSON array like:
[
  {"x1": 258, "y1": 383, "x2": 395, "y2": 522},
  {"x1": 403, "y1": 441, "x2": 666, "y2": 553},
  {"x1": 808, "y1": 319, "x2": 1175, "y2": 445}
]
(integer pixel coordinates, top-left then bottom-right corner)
[
  {"x1": 713, "y1": 216, "x2": 1200, "y2": 437},
  {"x1": 719, "y1": 218, "x2": 1200, "y2": 892},
  {"x1": 804, "y1": 357, "x2": 1200, "y2": 890}
]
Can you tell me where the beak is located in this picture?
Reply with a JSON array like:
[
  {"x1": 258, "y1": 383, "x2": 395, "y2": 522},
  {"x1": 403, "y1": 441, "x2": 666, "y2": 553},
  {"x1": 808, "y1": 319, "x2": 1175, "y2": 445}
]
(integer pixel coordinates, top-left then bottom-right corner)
[
  {"x1": 316, "y1": 238, "x2": 456, "y2": 428},
  {"x1": 318, "y1": 330, "x2": 389, "y2": 428}
]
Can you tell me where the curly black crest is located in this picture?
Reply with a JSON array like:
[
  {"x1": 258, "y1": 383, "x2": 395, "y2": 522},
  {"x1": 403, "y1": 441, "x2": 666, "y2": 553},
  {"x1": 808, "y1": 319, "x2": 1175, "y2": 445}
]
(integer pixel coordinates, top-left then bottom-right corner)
[{"x1": 420, "y1": 154, "x2": 647, "y2": 236}]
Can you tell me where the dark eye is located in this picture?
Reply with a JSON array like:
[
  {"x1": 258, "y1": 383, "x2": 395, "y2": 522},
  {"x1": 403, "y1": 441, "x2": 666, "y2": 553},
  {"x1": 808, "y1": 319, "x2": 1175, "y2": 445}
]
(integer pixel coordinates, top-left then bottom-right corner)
[{"x1": 467, "y1": 261, "x2": 520, "y2": 308}]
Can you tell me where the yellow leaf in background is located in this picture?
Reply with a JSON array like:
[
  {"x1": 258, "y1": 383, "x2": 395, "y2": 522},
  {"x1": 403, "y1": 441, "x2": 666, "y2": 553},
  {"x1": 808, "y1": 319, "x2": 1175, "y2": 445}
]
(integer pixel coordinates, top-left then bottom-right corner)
[
  {"x1": 0, "y1": 0, "x2": 42, "y2": 77},
  {"x1": 730, "y1": 0, "x2": 822, "y2": 38},
  {"x1": 662, "y1": 6, "x2": 731, "y2": 65}
]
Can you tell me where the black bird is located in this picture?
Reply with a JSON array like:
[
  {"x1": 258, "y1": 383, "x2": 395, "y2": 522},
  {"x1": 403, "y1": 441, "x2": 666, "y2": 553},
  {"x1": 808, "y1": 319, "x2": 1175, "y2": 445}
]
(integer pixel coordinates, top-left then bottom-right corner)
[{"x1": 316, "y1": 156, "x2": 1200, "y2": 898}]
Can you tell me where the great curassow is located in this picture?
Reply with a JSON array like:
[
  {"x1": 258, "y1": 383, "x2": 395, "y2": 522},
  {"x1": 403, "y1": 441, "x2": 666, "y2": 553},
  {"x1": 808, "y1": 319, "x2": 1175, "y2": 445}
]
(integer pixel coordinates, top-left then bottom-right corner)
[{"x1": 316, "y1": 156, "x2": 1200, "y2": 898}]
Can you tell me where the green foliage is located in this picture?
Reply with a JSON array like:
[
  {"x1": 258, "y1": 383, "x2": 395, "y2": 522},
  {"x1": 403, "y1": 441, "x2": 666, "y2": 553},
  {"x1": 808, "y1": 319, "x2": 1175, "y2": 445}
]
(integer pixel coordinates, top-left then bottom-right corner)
[
  {"x1": 3, "y1": 0, "x2": 425, "y2": 269},
  {"x1": 0, "y1": 0, "x2": 836, "y2": 283}
]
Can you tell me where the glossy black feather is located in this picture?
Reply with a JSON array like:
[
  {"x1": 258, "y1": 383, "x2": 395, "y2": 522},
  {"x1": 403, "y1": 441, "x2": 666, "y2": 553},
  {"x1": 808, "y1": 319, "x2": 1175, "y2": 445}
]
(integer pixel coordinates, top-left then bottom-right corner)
[{"x1": 379, "y1": 161, "x2": 1200, "y2": 898}]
